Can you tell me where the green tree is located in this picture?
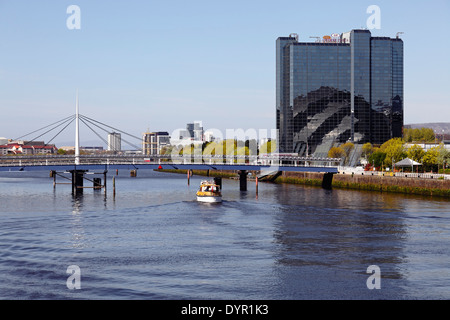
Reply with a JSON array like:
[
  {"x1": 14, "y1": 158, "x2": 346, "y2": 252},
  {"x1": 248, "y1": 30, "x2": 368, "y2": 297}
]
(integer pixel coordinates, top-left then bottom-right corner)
[
  {"x1": 57, "y1": 148, "x2": 67, "y2": 155},
  {"x1": 406, "y1": 144, "x2": 425, "y2": 162},
  {"x1": 422, "y1": 147, "x2": 439, "y2": 172},
  {"x1": 368, "y1": 150, "x2": 387, "y2": 168},
  {"x1": 403, "y1": 128, "x2": 412, "y2": 143},
  {"x1": 437, "y1": 144, "x2": 450, "y2": 172},
  {"x1": 421, "y1": 128, "x2": 436, "y2": 142},
  {"x1": 380, "y1": 138, "x2": 406, "y2": 167},
  {"x1": 403, "y1": 127, "x2": 435, "y2": 143}
]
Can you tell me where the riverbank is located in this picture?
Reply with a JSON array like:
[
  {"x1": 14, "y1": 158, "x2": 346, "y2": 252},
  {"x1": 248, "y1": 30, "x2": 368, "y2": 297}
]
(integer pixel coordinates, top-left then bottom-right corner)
[
  {"x1": 158, "y1": 169, "x2": 450, "y2": 198},
  {"x1": 277, "y1": 171, "x2": 450, "y2": 198}
]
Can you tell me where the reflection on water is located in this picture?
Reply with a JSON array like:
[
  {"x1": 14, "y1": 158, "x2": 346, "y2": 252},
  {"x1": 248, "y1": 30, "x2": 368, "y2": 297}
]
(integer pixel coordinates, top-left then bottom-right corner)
[
  {"x1": 70, "y1": 195, "x2": 86, "y2": 251},
  {"x1": 0, "y1": 170, "x2": 449, "y2": 299}
]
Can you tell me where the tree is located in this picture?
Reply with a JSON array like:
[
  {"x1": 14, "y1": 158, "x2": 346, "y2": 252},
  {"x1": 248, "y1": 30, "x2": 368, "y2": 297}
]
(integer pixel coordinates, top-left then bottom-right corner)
[
  {"x1": 406, "y1": 144, "x2": 425, "y2": 163},
  {"x1": 362, "y1": 143, "x2": 374, "y2": 159},
  {"x1": 380, "y1": 138, "x2": 406, "y2": 167},
  {"x1": 328, "y1": 147, "x2": 346, "y2": 159},
  {"x1": 368, "y1": 150, "x2": 387, "y2": 168},
  {"x1": 237, "y1": 146, "x2": 250, "y2": 156},
  {"x1": 236, "y1": 146, "x2": 250, "y2": 163},
  {"x1": 422, "y1": 147, "x2": 439, "y2": 172},
  {"x1": 259, "y1": 140, "x2": 277, "y2": 154},
  {"x1": 245, "y1": 139, "x2": 258, "y2": 156},
  {"x1": 403, "y1": 127, "x2": 435, "y2": 143},
  {"x1": 421, "y1": 128, "x2": 436, "y2": 142},
  {"x1": 224, "y1": 139, "x2": 238, "y2": 156},
  {"x1": 160, "y1": 145, "x2": 175, "y2": 155},
  {"x1": 341, "y1": 142, "x2": 355, "y2": 158},
  {"x1": 437, "y1": 144, "x2": 450, "y2": 172},
  {"x1": 202, "y1": 141, "x2": 218, "y2": 156}
]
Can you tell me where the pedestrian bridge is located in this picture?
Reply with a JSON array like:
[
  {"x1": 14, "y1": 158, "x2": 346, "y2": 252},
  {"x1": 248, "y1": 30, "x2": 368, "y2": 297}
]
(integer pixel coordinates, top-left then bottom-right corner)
[
  {"x1": 0, "y1": 101, "x2": 341, "y2": 192},
  {"x1": 0, "y1": 154, "x2": 340, "y2": 192},
  {"x1": 0, "y1": 154, "x2": 340, "y2": 174}
]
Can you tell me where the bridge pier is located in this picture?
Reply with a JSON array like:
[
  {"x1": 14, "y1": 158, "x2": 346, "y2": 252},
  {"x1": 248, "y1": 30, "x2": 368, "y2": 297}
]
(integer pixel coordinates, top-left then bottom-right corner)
[
  {"x1": 70, "y1": 170, "x2": 87, "y2": 194},
  {"x1": 93, "y1": 178, "x2": 102, "y2": 190},
  {"x1": 322, "y1": 172, "x2": 335, "y2": 190},
  {"x1": 238, "y1": 170, "x2": 247, "y2": 191},
  {"x1": 51, "y1": 169, "x2": 107, "y2": 194}
]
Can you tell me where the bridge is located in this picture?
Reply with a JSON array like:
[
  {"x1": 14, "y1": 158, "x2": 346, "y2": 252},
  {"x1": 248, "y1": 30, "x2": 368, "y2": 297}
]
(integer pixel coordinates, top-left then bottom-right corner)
[
  {"x1": 0, "y1": 153, "x2": 340, "y2": 193},
  {"x1": 0, "y1": 153, "x2": 340, "y2": 172},
  {"x1": 0, "y1": 93, "x2": 340, "y2": 193}
]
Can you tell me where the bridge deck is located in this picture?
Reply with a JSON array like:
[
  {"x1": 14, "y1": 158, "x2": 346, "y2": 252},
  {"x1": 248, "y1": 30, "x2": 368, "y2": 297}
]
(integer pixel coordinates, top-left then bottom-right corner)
[{"x1": 0, "y1": 155, "x2": 340, "y2": 174}]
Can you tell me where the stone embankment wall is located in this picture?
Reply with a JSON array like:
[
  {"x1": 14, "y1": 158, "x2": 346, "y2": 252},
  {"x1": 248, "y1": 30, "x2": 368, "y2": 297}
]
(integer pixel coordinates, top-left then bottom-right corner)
[{"x1": 277, "y1": 172, "x2": 450, "y2": 198}]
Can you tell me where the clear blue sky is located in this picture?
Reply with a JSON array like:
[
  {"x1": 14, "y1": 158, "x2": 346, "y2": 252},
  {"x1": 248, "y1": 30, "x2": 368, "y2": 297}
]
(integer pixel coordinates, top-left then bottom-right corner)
[{"x1": 1, "y1": 0, "x2": 449, "y2": 145}]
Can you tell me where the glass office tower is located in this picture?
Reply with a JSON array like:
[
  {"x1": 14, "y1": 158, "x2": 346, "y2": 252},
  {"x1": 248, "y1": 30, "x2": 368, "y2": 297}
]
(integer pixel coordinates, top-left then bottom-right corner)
[{"x1": 276, "y1": 29, "x2": 404, "y2": 155}]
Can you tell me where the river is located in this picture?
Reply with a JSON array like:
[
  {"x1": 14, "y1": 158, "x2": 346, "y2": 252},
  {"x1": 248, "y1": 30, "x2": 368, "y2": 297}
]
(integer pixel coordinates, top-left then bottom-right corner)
[{"x1": 0, "y1": 170, "x2": 449, "y2": 300}]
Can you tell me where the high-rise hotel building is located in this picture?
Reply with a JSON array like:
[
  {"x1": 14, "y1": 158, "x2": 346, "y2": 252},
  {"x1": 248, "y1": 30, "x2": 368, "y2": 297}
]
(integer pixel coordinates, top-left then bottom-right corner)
[{"x1": 276, "y1": 29, "x2": 404, "y2": 155}]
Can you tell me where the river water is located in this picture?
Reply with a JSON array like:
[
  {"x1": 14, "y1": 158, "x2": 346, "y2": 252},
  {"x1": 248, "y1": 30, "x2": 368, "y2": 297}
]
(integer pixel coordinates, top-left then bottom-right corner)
[{"x1": 0, "y1": 170, "x2": 449, "y2": 300}]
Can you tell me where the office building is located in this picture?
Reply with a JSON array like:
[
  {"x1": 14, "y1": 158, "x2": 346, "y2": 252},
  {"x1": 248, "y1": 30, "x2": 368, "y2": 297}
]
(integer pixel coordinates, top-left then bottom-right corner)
[
  {"x1": 108, "y1": 132, "x2": 122, "y2": 152},
  {"x1": 143, "y1": 131, "x2": 171, "y2": 155},
  {"x1": 179, "y1": 121, "x2": 204, "y2": 142},
  {"x1": 276, "y1": 29, "x2": 404, "y2": 155}
]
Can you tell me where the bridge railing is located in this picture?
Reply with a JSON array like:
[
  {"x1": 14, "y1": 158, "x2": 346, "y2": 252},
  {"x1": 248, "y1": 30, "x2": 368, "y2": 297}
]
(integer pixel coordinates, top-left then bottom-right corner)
[{"x1": 0, "y1": 154, "x2": 341, "y2": 168}]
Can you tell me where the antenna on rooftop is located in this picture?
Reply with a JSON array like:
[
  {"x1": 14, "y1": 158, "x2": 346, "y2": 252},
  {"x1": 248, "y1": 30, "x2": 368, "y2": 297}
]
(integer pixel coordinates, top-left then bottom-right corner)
[
  {"x1": 289, "y1": 33, "x2": 299, "y2": 42},
  {"x1": 396, "y1": 32, "x2": 404, "y2": 39}
]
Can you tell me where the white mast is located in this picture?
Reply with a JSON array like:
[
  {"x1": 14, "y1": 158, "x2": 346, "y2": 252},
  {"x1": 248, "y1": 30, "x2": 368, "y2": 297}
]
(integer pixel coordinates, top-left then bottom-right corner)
[{"x1": 75, "y1": 90, "x2": 80, "y2": 165}]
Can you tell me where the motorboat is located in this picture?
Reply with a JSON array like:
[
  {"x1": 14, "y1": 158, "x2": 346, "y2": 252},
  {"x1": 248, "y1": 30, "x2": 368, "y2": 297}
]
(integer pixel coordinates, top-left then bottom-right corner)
[{"x1": 196, "y1": 180, "x2": 222, "y2": 203}]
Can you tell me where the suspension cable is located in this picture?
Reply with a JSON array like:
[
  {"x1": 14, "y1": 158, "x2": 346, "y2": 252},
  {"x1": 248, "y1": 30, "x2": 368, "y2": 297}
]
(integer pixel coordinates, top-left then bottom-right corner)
[
  {"x1": 79, "y1": 117, "x2": 111, "y2": 150},
  {"x1": 14, "y1": 115, "x2": 76, "y2": 141},
  {"x1": 17, "y1": 115, "x2": 77, "y2": 146},
  {"x1": 79, "y1": 115, "x2": 142, "y2": 151},
  {"x1": 79, "y1": 114, "x2": 142, "y2": 141},
  {"x1": 45, "y1": 117, "x2": 76, "y2": 147},
  {"x1": 79, "y1": 117, "x2": 139, "y2": 169}
]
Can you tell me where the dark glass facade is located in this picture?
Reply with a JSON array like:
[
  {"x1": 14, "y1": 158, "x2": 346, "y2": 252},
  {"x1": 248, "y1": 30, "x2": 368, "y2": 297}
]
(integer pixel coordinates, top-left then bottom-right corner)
[{"x1": 276, "y1": 30, "x2": 404, "y2": 155}]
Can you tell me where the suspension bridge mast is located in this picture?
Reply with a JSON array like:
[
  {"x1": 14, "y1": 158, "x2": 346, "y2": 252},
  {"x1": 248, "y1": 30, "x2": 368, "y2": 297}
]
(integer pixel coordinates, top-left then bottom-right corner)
[{"x1": 75, "y1": 91, "x2": 80, "y2": 165}]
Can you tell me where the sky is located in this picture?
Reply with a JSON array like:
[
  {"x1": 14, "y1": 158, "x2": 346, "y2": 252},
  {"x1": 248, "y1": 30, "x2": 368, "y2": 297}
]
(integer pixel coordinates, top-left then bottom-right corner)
[{"x1": 0, "y1": 0, "x2": 449, "y2": 146}]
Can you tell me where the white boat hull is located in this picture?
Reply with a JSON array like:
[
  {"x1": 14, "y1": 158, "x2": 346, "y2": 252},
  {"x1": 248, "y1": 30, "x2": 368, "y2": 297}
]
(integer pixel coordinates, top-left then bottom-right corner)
[{"x1": 197, "y1": 195, "x2": 222, "y2": 203}]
